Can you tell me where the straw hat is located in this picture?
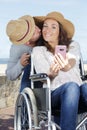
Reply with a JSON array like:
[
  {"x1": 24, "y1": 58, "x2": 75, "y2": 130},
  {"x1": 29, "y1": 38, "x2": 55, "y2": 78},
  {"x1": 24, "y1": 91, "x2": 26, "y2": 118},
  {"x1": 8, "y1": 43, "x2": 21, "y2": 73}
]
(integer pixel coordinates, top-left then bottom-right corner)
[
  {"x1": 34, "y1": 11, "x2": 75, "y2": 38},
  {"x1": 6, "y1": 15, "x2": 35, "y2": 44}
]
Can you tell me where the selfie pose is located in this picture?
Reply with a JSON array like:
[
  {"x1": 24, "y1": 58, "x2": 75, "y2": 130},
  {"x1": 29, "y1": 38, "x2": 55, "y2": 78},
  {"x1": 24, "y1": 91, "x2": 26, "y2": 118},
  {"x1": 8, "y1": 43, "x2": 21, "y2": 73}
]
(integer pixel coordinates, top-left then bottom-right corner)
[{"x1": 32, "y1": 11, "x2": 87, "y2": 130}]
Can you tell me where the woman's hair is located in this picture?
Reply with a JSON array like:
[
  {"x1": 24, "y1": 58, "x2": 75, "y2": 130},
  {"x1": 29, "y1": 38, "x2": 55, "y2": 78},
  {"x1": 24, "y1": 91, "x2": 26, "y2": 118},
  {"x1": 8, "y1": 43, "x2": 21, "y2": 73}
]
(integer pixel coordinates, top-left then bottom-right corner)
[
  {"x1": 58, "y1": 23, "x2": 72, "y2": 47},
  {"x1": 38, "y1": 22, "x2": 72, "y2": 53}
]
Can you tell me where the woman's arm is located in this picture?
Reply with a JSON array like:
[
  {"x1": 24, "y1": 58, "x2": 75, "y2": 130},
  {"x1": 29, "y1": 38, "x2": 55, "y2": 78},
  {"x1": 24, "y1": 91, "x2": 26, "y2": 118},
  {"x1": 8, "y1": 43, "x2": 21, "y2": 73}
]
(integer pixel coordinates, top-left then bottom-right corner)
[
  {"x1": 53, "y1": 41, "x2": 81, "y2": 72},
  {"x1": 32, "y1": 47, "x2": 60, "y2": 80},
  {"x1": 53, "y1": 53, "x2": 76, "y2": 72}
]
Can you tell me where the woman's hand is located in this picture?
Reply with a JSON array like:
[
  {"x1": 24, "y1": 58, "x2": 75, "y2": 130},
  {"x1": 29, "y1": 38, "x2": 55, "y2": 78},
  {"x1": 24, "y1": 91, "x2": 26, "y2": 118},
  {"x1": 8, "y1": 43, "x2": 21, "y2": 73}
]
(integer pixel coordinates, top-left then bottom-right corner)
[
  {"x1": 54, "y1": 53, "x2": 76, "y2": 71},
  {"x1": 54, "y1": 53, "x2": 68, "y2": 69},
  {"x1": 48, "y1": 60, "x2": 60, "y2": 79},
  {"x1": 20, "y1": 53, "x2": 30, "y2": 66}
]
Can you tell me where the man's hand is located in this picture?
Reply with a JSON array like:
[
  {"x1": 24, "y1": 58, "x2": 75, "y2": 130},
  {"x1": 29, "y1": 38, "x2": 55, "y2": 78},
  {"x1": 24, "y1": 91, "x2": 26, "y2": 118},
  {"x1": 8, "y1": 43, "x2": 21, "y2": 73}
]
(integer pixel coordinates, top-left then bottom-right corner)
[{"x1": 20, "y1": 53, "x2": 30, "y2": 66}]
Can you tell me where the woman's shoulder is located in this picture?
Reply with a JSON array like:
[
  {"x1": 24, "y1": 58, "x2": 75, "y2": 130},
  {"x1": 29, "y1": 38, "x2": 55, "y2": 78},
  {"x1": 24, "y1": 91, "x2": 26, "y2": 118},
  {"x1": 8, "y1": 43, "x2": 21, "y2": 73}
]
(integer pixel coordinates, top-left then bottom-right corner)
[
  {"x1": 33, "y1": 46, "x2": 46, "y2": 52},
  {"x1": 70, "y1": 41, "x2": 80, "y2": 48}
]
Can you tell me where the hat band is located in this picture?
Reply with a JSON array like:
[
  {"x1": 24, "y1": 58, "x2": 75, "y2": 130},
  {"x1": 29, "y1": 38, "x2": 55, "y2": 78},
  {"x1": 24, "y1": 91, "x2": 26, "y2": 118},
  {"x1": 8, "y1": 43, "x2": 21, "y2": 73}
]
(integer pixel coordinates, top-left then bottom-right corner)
[{"x1": 17, "y1": 20, "x2": 30, "y2": 42}]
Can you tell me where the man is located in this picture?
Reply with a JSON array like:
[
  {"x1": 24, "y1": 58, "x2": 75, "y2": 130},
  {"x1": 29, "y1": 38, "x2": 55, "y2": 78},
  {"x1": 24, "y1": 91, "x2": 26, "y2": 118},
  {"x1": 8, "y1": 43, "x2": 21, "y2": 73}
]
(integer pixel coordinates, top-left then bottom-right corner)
[{"x1": 6, "y1": 15, "x2": 41, "y2": 92}]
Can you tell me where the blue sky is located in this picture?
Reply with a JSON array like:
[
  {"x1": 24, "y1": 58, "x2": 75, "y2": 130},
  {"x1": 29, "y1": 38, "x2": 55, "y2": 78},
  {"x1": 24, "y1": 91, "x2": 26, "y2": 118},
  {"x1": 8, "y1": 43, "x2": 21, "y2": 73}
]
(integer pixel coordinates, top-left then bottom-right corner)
[{"x1": 0, "y1": 0, "x2": 87, "y2": 61}]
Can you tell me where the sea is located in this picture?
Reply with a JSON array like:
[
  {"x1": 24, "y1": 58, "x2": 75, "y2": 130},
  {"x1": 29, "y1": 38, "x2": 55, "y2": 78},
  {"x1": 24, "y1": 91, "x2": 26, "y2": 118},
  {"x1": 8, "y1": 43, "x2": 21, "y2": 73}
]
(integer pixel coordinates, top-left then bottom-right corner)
[{"x1": 0, "y1": 58, "x2": 9, "y2": 64}]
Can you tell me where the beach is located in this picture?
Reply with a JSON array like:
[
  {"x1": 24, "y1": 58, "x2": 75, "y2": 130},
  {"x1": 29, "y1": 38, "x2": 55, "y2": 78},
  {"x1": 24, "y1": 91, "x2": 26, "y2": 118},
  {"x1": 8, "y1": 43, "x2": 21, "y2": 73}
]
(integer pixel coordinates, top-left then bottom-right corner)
[{"x1": 0, "y1": 63, "x2": 20, "y2": 108}]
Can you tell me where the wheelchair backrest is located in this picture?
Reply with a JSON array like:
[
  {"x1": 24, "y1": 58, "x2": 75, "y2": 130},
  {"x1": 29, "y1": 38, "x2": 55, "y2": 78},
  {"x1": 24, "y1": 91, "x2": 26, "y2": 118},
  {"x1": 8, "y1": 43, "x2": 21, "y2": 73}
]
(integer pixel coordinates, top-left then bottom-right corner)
[{"x1": 79, "y1": 54, "x2": 85, "y2": 77}]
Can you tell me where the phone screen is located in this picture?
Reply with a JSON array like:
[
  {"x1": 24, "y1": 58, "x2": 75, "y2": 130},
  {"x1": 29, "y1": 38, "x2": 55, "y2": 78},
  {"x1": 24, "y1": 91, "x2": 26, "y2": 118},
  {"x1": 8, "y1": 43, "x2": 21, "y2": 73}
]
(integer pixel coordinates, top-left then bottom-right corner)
[{"x1": 55, "y1": 45, "x2": 66, "y2": 59}]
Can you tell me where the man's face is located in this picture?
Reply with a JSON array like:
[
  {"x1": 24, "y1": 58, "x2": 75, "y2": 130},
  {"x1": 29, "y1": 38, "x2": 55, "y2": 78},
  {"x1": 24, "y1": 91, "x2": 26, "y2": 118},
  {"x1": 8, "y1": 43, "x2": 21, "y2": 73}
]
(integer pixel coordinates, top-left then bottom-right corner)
[
  {"x1": 25, "y1": 26, "x2": 41, "y2": 47},
  {"x1": 30, "y1": 26, "x2": 41, "y2": 42}
]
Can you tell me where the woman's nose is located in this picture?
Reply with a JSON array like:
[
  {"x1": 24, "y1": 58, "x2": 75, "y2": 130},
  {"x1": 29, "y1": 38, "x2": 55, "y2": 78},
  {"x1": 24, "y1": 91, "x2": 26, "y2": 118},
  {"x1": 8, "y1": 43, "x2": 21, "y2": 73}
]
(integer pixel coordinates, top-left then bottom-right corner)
[{"x1": 45, "y1": 28, "x2": 51, "y2": 33}]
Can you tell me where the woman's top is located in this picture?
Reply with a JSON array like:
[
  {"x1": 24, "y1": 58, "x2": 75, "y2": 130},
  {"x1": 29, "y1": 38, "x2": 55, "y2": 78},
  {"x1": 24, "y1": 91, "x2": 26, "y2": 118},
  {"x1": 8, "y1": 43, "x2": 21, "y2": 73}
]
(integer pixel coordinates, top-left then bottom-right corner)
[
  {"x1": 32, "y1": 41, "x2": 83, "y2": 90},
  {"x1": 6, "y1": 44, "x2": 32, "y2": 80}
]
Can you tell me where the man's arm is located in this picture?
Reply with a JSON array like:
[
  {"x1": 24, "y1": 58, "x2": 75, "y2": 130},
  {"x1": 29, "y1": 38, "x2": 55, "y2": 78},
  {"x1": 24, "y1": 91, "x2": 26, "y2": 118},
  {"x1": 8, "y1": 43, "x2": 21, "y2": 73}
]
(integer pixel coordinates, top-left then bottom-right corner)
[
  {"x1": 6, "y1": 44, "x2": 30, "y2": 80},
  {"x1": 6, "y1": 58, "x2": 24, "y2": 80},
  {"x1": 6, "y1": 44, "x2": 24, "y2": 80}
]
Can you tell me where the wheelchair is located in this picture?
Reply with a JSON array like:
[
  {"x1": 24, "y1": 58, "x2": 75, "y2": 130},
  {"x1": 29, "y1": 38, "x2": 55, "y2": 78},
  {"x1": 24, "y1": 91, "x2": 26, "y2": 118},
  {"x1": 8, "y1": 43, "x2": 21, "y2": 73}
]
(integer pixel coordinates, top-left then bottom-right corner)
[{"x1": 14, "y1": 54, "x2": 87, "y2": 130}]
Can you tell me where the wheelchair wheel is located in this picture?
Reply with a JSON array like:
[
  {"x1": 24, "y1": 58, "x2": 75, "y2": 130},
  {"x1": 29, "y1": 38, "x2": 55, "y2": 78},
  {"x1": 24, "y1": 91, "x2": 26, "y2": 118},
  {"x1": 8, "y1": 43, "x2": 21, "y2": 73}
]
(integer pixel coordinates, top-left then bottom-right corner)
[
  {"x1": 14, "y1": 88, "x2": 38, "y2": 130},
  {"x1": 23, "y1": 88, "x2": 38, "y2": 126}
]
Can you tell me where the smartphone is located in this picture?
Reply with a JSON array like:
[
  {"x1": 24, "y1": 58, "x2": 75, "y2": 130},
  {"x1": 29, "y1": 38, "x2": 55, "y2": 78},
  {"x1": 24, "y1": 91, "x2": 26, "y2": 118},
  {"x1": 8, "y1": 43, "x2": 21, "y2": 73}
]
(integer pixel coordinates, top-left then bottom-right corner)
[{"x1": 55, "y1": 45, "x2": 66, "y2": 59}]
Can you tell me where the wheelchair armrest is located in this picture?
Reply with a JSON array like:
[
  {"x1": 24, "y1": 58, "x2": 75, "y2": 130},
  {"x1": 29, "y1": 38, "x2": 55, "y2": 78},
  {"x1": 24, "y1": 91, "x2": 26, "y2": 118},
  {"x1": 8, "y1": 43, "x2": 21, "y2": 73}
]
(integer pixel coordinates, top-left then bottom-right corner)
[
  {"x1": 81, "y1": 74, "x2": 87, "y2": 81},
  {"x1": 29, "y1": 73, "x2": 49, "y2": 82}
]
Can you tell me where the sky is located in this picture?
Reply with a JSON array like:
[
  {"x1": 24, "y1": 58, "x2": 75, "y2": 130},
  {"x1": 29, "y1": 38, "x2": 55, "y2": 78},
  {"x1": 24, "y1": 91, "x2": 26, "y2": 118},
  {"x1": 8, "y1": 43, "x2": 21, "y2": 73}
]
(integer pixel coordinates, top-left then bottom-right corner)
[{"x1": 0, "y1": 0, "x2": 87, "y2": 61}]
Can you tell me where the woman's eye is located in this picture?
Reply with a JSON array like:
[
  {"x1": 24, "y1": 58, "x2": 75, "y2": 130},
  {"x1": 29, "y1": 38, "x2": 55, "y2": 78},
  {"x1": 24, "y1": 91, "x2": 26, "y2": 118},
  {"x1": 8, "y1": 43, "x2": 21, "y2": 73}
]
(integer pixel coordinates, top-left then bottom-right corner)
[{"x1": 52, "y1": 26, "x2": 56, "y2": 29}]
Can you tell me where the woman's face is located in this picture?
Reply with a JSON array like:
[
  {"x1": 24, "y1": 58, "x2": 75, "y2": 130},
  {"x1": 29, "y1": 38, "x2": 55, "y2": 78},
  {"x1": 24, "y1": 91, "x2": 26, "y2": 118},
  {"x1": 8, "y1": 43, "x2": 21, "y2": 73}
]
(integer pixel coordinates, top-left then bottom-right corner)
[{"x1": 42, "y1": 19, "x2": 59, "y2": 48}]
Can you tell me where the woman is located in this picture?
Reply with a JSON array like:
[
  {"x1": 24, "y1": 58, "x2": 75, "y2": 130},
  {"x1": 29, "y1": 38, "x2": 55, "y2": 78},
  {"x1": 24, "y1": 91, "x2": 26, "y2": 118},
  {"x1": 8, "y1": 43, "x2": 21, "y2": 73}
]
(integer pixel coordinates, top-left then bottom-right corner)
[{"x1": 32, "y1": 11, "x2": 87, "y2": 130}]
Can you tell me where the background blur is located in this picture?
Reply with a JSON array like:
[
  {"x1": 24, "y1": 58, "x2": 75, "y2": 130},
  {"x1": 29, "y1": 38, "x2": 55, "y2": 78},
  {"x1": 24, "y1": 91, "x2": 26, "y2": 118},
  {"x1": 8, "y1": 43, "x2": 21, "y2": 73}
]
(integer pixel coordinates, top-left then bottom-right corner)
[{"x1": 0, "y1": 0, "x2": 87, "y2": 62}]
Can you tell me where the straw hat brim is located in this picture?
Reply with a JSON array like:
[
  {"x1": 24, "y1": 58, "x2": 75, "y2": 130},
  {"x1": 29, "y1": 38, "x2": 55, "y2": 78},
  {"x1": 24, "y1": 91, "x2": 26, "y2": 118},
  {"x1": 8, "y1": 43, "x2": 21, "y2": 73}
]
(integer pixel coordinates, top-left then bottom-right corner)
[
  {"x1": 11, "y1": 15, "x2": 35, "y2": 44},
  {"x1": 34, "y1": 15, "x2": 75, "y2": 38}
]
